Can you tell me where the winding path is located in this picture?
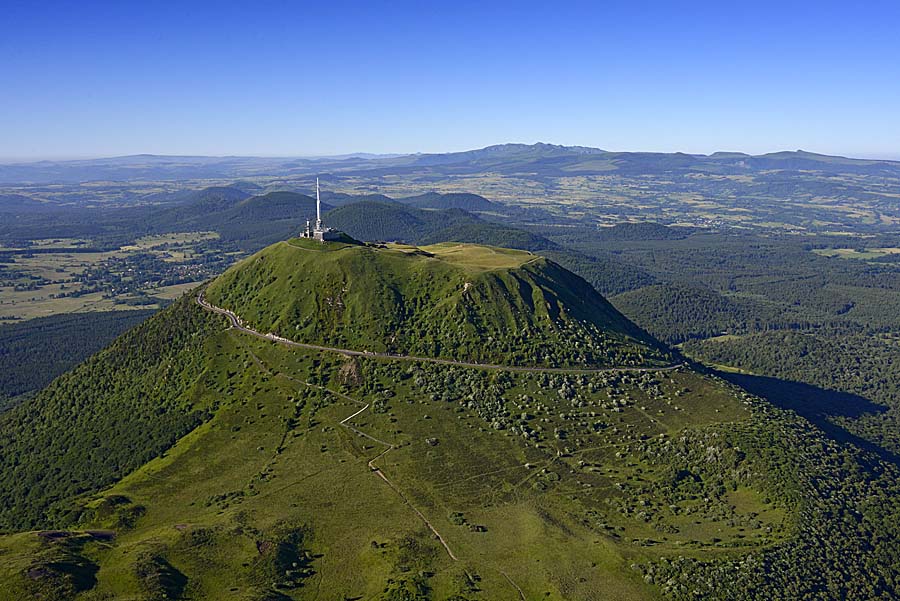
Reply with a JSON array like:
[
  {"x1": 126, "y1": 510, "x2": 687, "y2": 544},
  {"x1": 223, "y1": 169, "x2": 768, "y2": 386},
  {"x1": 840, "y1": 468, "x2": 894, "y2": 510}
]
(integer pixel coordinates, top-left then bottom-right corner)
[
  {"x1": 197, "y1": 292, "x2": 683, "y2": 375},
  {"x1": 198, "y1": 290, "x2": 682, "y2": 596},
  {"x1": 327, "y1": 388, "x2": 461, "y2": 560}
]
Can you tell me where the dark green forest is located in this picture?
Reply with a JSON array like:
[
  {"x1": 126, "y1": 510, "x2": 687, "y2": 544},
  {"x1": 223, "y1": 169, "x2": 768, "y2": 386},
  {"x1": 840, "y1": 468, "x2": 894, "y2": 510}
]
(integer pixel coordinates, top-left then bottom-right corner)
[
  {"x1": 567, "y1": 229, "x2": 900, "y2": 479},
  {"x1": 0, "y1": 310, "x2": 154, "y2": 405},
  {"x1": 0, "y1": 297, "x2": 220, "y2": 530}
]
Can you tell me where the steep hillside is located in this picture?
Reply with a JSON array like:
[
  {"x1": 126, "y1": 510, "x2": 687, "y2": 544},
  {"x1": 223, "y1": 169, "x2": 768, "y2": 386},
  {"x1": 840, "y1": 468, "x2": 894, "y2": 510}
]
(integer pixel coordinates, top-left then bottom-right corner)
[
  {"x1": 205, "y1": 239, "x2": 667, "y2": 368},
  {"x1": 0, "y1": 297, "x2": 220, "y2": 530},
  {"x1": 0, "y1": 310, "x2": 155, "y2": 404}
]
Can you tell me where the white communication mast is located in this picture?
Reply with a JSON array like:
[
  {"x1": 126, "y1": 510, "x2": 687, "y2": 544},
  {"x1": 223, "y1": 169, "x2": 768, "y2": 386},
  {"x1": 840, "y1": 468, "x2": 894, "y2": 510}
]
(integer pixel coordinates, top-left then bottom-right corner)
[
  {"x1": 315, "y1": 176, "x2": 323, "y2": 231},
  {"x1": 301, "y1": 176, "x2": 338, "y2": 242}
]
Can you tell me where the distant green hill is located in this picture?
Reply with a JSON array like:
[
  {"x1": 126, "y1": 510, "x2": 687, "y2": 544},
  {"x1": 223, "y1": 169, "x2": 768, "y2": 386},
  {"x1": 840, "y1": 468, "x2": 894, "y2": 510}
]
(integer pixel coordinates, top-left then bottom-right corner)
[
  {"x1": 206, "y1": 239, "x2": 667, "y2": 368},
  {"x1": 325, "y1": 200, "x2": 426, "y2": 242},
  {"x1": 151, "y1": 190, "x2": 328, "y2": 231},
  {"x1": 596, "y1": 222, "x2": 692, "y2": 241},
  {"x1": 320, "y1": 191, "x2": 397, "y2": 207},
  {"x1": 326, "y1": 201, "x2": 552, "y2": 249},
  {"x1": 399, "y1": 192, "x2": 497, "y2": 211},
  {"x1": 0, "y1": 298, "x2": 219, "y2": 531},
  {"x1": 395, "y1": 143, "x2": 900, "y2": 177},
  {"x1": 149, "y1": 190, "x2": 332, "y2": 249},
  {"x1": 2, "y1": 144, "x2": 899, "y2": 184}
]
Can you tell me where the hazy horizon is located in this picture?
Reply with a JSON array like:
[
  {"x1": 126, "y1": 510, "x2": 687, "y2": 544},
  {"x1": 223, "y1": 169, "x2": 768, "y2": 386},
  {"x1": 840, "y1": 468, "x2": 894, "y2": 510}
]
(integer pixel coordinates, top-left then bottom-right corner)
[
  {"x1": 3, "y1": 1, "x2": 899, "y2": 161},
  {"x1": 1, "y1": 143, "x2": 899, "y2": 165}
]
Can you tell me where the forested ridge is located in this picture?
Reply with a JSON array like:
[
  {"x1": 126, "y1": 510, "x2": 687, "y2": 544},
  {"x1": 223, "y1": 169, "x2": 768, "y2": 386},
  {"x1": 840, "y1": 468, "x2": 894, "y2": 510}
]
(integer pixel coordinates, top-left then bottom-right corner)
[
  {"x1": 638, "y1": 397, "x2": 900, "y2": 600},
  {"x1": 326, "y1": 201, "x2": 554, "y2": 250},
  {"x1": 683, "y1": 330, "x2": 900, "y2": 454},
  {"x1": 0, "y1": 310, "x2": 155, "y2": 404},
  {"x1": 565, "y1": 228, "x2": 900, "y2": 539},
  {"x1": 596, "y1": 229, "x2": 900, "y2": 597},
  {"x1": 0, "y1": 297, "x2": 221, "y2": 530}
]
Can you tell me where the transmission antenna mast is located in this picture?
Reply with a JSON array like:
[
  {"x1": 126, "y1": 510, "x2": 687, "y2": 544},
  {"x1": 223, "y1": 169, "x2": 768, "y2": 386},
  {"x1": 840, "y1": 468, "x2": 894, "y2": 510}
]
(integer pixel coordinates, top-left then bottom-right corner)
[{"x1": 316, "y1": 177, "x2": 322, "y2": 230}]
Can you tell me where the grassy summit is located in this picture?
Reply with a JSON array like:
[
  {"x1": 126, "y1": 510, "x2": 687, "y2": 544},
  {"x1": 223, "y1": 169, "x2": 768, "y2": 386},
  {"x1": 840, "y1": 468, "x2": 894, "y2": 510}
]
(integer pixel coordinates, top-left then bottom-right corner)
[
  {"x1": 394, "y1": 241, "x2": 536, "y2": 271},
  {"x1": 205, "y1": 239, "x2": 668, "y2": 368}
]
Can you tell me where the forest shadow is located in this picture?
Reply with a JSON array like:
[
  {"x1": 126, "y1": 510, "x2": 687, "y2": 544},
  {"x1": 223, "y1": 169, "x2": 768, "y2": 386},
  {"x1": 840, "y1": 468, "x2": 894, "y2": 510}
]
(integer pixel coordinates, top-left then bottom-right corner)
[{"x1": 717, "y1": 371, "x2": 898, "y2": 465}]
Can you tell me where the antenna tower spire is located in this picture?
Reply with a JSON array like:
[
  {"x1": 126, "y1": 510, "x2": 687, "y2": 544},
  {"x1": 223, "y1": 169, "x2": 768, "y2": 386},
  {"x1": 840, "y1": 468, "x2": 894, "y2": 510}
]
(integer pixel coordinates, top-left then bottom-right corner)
[{"x1": 316, "y1": 177, "x2": 322, "y2": 230}]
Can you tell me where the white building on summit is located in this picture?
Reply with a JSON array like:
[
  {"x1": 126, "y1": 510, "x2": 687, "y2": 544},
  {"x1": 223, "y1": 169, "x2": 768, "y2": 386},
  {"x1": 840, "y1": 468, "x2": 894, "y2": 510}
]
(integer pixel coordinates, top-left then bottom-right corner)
[{"x1": 301, "y1": 177, "x2": 342, "y2": 242}]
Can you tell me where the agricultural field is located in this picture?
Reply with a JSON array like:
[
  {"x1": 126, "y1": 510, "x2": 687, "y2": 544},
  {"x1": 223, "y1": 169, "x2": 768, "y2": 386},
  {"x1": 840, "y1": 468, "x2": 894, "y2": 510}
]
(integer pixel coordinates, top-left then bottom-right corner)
[
  {"x1": 812, "y1": 247, "x2": 900, "y2": 260},
  {"x1": 0, "y1": 231, "x2": 224, "y2": 323},
  {"x1": 120, "y1": 231, "x2": 221, "y2": 253},
  {"x1": 6, "y1": 143, "x2": 900, "y2": 238},
  {"x1": 320, "y1": 170, "x2": 900, "y2": 233},
  {"x1": 0, "y1": 238, "x2": 93, "y2": 250}
]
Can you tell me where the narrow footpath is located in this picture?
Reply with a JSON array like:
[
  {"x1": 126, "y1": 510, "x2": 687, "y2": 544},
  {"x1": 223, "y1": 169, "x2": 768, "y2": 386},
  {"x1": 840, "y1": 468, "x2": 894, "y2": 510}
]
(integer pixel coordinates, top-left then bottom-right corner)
[{"x1": 198, "y1": 290, "x2": 679, "y2": 597}]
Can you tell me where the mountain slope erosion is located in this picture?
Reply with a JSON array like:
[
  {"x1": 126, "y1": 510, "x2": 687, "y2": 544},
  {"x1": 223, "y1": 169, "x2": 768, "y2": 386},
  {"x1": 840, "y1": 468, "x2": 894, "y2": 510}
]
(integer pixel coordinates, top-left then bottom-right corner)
[{"x1": 204, "y1": 239, "x2": 668, "y2": 368}]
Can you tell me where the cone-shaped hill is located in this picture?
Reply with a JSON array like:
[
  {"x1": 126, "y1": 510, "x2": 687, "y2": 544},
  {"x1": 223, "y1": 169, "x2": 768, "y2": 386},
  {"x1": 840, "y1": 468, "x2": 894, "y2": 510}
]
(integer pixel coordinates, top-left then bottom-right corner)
[
  {"x1": 1, "y1": 237, "x2": 882, "y2": 599},
  {"x1": 205, "y1": 238, "x2": 670, "y2": 368}
]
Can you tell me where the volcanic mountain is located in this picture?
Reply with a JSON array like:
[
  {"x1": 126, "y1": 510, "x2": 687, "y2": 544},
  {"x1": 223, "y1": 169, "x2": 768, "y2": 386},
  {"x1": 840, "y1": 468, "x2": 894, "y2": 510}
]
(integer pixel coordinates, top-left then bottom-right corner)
[
  {"x1": 0, "y1": 239, "x2": 850, "y2": 600},
  {"x1": 204, "y1": 238, "x2": 670, "y2": 369}
]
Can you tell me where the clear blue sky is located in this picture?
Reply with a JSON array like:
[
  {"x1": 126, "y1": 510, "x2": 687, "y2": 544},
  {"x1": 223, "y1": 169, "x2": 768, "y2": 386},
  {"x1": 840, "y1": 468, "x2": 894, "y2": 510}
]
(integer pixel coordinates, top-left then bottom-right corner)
[{"x1": 2, "y1": 0, "x2": 899, "y2": 160}]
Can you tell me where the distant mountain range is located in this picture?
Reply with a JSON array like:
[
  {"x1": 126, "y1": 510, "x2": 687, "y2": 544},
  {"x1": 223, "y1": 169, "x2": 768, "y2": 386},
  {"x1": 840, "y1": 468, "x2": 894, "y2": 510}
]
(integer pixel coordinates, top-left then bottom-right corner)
[{"x1": 2, "y1": 143, "x2": 899, "y2": 183}]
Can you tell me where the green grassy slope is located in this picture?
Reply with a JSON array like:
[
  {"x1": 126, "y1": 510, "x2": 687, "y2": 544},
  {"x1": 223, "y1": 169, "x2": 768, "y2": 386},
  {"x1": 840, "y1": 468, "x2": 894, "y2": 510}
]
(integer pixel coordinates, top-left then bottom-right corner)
[
  {"x1": 0, "y1": 319, "x2": 789, "y2": 600},
  {"x1": 205, "y1": 239, "x2": 668, "y2": 368},
  {"x1": 2, "y1": 239, "x2": 899, "y2": 600}
]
